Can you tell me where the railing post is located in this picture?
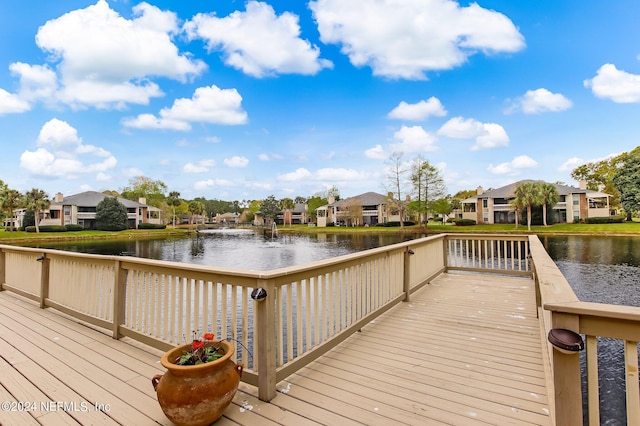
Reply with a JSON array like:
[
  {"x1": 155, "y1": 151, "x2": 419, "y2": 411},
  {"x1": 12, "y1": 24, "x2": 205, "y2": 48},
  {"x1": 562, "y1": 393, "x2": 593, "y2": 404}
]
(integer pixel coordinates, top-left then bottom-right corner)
[
  {"x1": 551, "y1": 312, "x2": 583, "y2": 426},
  {"x1": 442, "y1": 236, "x2": 449, "y2": 271},
  {"x1": 112, "y1": 260, "x2": 127, "y2": 339},
  {"x1": 403, "y1": 247, "x2": 412, "y2": 302},
  {"x1": 38, "y1": 253, "x2": 50, "y2": 309},
  {"x1": 0, "y1": 248, "x2": 5, "y2": 291},
  {"x1": 254, "y1": 279, "x2": 277, "y2": 401}
]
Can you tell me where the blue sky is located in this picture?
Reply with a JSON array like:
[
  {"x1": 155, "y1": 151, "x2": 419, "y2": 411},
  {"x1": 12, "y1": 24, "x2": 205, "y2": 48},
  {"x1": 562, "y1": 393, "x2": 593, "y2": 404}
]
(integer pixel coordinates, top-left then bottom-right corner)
[{"x1": 2, "y1": 0, "x2": 640, "y2": 201}]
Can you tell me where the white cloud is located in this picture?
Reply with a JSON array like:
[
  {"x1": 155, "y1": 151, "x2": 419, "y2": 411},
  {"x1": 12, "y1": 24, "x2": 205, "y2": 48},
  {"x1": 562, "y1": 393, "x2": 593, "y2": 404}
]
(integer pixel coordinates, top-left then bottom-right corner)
[
  {"x1": 438, "y1": 117, "x2": 509, "y2": 150},
  {"x1": 277, "y1": 168, "x2": 313, "y2": 181},
  {"x1": 310, "y1": 0, "x2": 524, "y2": 79},
  {"x1": 387, "y1": 97, "x2": 447, "y2": 121},
  {"x1": 96, "y1": 172, "x2": 111, "y2": 181},
  {"x1": 183, "y1": 159, "x2": 216, "y2": 173},
  {"x1": 123, "y1": 167, "x2": 144, "y2": 177},
  {"x1": 185, "y1": 1, "x2": 332, "y2": 77},
  {"x1": 0, "y1": 88, "x2": 30, "y2": 114},
  {"x1": 122, "y1": 85, "x2": 248, "y2": 131},
  {"x1": 20, "y1": 118, "x2": 117, "y2": 178},
  {"x1": 316, "y1": 168, "x2": 367, "y2": 181},
  {"x1": 9, "y1": 62, "x2": 57, "y2": 104},
  {"x1": 31, "y1": 0, "x2": 205, "y2": 108},
  {"x1": 194, "y1": 178, "x2": 233, "y2": 190},
  {"x1": 584, "y1": 63, "x2": 640, "y2": 103},
  {"x1": 558, "y1": 157, "x2": 583, "y2": 172},
  {"x1": 391, "y1": 125, "x2": 438, "y2": 152},
  {"x1": 506, "y1": 88, "x2": 573, "y2": 114},
  {"x1": 224, "y1": 156, "x2": 249, "y2": 168},
  {"x1": 365, "y1": 144, "x2": 387, "y2": 160},
  {"x1": 487, "y1": 155, "x2": 537, "y2": 175}
]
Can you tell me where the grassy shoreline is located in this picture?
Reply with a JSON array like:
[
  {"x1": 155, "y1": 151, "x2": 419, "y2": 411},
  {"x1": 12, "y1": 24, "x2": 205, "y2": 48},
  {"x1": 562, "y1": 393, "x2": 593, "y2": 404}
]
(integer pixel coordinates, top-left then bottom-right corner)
[{"x1": 2, "y1": 220, "x2": 639, "y2": 244}]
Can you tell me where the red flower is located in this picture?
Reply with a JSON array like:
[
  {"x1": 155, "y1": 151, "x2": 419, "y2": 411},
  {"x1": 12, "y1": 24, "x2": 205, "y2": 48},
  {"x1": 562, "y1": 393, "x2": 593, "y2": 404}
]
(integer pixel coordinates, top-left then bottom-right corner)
[
  {"x1": 192, "y1": 340, "x2": 205, "y2": 350},
  {"x1": 203, "y1": 333, "x2": 215, "y2": 341}
]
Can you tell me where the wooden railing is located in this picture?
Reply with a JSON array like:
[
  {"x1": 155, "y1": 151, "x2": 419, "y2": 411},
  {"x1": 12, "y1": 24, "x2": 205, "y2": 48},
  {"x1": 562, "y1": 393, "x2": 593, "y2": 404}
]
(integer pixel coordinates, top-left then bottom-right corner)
[
  {"x1": 2, "y1": 233, "x2": 639, "y2": 423},
  {"x1": 529, "y1": 235, "x2": 640, "y2": 426}
]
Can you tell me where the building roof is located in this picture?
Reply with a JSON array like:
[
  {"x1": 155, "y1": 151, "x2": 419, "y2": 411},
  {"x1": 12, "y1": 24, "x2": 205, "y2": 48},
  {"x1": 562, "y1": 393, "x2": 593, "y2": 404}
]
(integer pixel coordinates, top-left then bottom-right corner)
[
  {"x1": 331, "y1": 191, "x2": 388, "y2": 207},
  {"x1": 50, "y1": 191, "x2": 148, "y2": 208},
  {"x1": 462, "y1": 180, "x2": 610, "y2": 203}
]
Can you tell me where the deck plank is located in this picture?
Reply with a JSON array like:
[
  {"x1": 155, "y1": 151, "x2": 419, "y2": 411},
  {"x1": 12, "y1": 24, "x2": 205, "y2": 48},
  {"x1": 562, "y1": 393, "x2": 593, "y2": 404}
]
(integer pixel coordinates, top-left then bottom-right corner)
[{"x1": 0, "y1": 272, "x2": 551, "y2": 425}]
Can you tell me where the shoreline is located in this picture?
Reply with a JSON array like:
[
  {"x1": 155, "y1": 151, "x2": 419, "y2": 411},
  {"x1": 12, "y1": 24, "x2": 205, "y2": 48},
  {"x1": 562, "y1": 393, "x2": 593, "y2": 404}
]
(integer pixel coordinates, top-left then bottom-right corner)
[{"x1": 2, "y1": 224, "x2": 640, "y2": 245}]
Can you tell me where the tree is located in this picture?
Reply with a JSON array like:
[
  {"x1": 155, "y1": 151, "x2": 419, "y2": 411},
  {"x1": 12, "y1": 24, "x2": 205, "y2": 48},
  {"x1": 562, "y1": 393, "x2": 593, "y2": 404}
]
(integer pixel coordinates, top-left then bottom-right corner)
[
  {"x1": 279, "y1": 197, "x2": 295, "y2": 210},
  {"x1": 188, "y1": 200, "x2": 205, "y2": 225},
  {"x1": 410, "y1": 156, "x2": 446, "y2": 226},
  {"x1": 571, "y1": 146, "x2": 640, "y2": 209},
  {"x1": 384, "y1": 152, "x2": 409, "y2": 230},
  {"x1": 327, "y1": 185, "x2": 340, "y2": 201},
  {"x1": 120, "y1": 176, "x2": 167, "y2": 207},
  {"x1": 539, "y1": 183, "x2": 560, "y2": 226},
  {"x1": 431, "y1": 197, "x2": 453, "y2": 220},
  {"x1": 512, "y1": 182, "x2": 542, "y2": 231},
  {"x1": 24, "y1": 188, "x2": 49, "y2": 233},
  {"x1": 613, "y1": 152, "x2": 640, "y2": 221},
  {"x1": 167, "y1": 191, "x2": 181, "y2": 227},
  {"x1": 306, "y1": 196, "x2": 328, "y2": 223},
  {"x1": 259, "y1": 195, "x2": 280, "y2": 223},
  {"x1": 341, "y1": 197, "x2": 363, "y2": 226},
  {"x1": 0, "y1": 185, "x2": 22, "y2": 231},
  {"x1": 96, "y1": 197, "x2": 128, "y2": 231}
]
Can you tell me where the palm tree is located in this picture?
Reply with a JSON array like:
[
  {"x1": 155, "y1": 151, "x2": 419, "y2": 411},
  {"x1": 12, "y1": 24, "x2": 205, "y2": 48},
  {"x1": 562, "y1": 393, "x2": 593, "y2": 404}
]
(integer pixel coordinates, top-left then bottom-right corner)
[
  {"x1": 188, "y1": 200, "x2": 205, "y2": 225},
  {"x1": 24, "y1": 188, "x2": 50, "y2": 233},
  {"x1": 167, "y1": 191, "x2": 181, "y2": 228},
  {"x1": 512, "y1": 182, "x2": 542, "y2": 231},
  {"x1": 539, "y1": 183, "x2": 560, "y2": 226},
  {"x1": 0, "y1": 188, "x2": 22, "y2": 231}
]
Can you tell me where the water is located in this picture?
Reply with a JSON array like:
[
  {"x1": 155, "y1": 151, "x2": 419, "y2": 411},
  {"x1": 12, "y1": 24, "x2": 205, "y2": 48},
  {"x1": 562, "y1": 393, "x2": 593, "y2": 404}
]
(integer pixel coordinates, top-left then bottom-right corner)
[
  {"x1": 22, "y1": 230, "x2": 419, "y2": 270},
  {"x1": 541, "y1": 235, "x2": 640, "y2": 425}
]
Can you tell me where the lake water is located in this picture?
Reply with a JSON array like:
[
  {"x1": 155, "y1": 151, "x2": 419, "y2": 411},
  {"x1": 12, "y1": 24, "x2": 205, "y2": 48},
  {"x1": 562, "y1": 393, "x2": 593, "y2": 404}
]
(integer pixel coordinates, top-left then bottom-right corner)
[{"x1": 21, "y1": 232, "x2": 640, "y2": 424}]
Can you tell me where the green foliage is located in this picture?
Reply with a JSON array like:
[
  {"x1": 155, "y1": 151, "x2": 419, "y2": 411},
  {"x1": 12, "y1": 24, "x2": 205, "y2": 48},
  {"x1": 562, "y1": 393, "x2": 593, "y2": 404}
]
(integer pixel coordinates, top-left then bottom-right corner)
[
  {"x1": 21, "y1": 210, "x2": 35, "y2": 230},
  {"x1": 137, "y1": 223, "x2": 167, "y2": 229},
  {"x1": 451, "y1": 218, "x2": 477, "y2": 226},
  {"x1": 306, "y1": 196, "x2": 328, "y2": 221},
  {"x1": 25, "y1": 225, "x2": 67, "y2": 232},
  {"x1": 96, "y1": 197, "x2": 128, "y2": 231},
  {"x1": 375, "y1": 221, "x2": 415, "y2": 227},
  {"x1": 120, "y1": 176, "x2": 167, "y2": 207},
  {"x1": 584, "y1": 216, "x2": 626, "y2": 224},
  {"x1": 65, "y1": 224, "x2": 84, "y2": 231},
  {"x1": 410, "y1": 156, "x2": 446, "y2": 226},
  {"x1": 24, "y1": 188, "x2": 49, "y2": 233},
  {"x1": 259, "y1": 195, "x2": 280, "y2": 220},
  {"x1": 613, "y1": 152, "x2": 640, "y2": 220}
]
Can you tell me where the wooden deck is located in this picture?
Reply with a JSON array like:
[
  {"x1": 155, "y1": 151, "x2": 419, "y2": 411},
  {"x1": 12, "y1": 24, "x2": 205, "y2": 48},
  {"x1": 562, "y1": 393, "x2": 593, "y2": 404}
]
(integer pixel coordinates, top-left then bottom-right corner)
[{"x1": 0, "y1": 272, "x2": 550, "y2": 425}]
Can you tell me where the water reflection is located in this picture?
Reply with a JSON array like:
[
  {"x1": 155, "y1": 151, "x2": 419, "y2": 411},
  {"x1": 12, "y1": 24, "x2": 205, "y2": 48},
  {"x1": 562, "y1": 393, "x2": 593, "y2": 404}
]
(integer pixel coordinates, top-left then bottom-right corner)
[
  {"x1": 22, "y1": 230, "x2": 418, "y2": 270},
  {"x1": 541, "y1": 235, "x2": 640, "y2": 426},
  {"x1": 541, "y1": 235, "x2": 640, "y2": 307}
]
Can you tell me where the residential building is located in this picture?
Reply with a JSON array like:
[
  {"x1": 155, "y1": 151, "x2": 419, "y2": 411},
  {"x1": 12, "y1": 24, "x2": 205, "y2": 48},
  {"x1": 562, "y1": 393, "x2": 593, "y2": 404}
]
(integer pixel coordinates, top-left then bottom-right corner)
[
  {"x1": 40, "y1": 191, "x2": 162, "y2": 229},
  {"x1": 461, "y1": 180, "x2": 611, "y2": 224},
  {"x1": 317, "y1": 192, "x2": 404, "y2": 227}
]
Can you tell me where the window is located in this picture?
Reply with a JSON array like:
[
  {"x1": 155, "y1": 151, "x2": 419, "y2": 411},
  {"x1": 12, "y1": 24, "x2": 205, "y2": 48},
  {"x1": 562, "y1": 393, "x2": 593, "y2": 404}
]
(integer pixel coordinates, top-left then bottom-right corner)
[
  {"x1": 482, "y1": 199, "x2": 488, "y2": 208},
  {"x1": 64, "y1": 206, "x2": 71, "y2": 216},
  {"x1": 572, "y1": 194, "x2": 580, "y2": 206}
]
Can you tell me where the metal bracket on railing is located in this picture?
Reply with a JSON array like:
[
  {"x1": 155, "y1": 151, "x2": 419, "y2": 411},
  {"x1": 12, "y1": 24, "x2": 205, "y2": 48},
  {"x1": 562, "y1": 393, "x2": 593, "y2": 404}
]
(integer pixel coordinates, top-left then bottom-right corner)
[
  {"x1": 407, "y1": 249, "x2": 415, "y2": 255},
  {"x1": 36, "y1": 255, "x2": 45, "y2": 262}
]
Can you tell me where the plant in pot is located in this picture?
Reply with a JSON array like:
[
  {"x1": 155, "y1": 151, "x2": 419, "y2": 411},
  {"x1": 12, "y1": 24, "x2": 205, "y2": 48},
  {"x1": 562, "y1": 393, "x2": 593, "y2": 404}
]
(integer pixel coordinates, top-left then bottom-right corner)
[{"x1": 152, "y1": 332, "x2": 243, "y2": 426}]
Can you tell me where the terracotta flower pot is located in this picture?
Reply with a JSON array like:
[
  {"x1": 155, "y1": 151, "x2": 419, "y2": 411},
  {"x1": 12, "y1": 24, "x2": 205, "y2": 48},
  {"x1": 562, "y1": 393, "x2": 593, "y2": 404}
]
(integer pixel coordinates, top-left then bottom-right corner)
[{"x1": 152, "y1": 341, "x2": 243, "y2": 426}]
